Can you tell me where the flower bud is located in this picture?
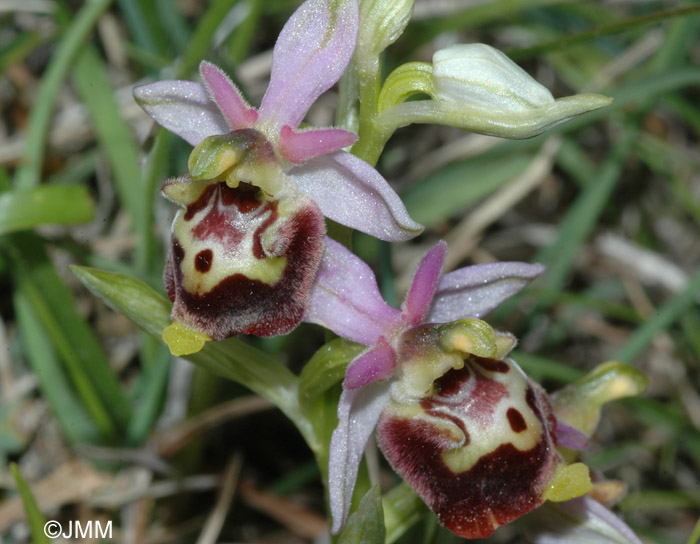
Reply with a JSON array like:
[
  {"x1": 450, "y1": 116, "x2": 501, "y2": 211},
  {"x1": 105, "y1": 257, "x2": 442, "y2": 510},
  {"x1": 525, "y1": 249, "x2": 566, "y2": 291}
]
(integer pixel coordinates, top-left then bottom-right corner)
[
  {"x1": 376, "y1": 43, "x2": 613, "y2": 139},
  {"x1": 357, "y1": 0, "x2": 414, "y2": 60},
  {"x1": 432, "y1": 43, "x2": 554, "y2": 111}
]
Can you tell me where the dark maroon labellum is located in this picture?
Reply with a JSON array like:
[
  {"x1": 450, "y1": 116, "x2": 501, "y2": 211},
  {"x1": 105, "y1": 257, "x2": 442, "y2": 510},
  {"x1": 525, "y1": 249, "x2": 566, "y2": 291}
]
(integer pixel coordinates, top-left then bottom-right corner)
[
  {"x1": 164, "y1": 180, "x2": 325, "y2": 340},
  {"x1": 377, "y1": 355, "x2": 561, "y2": 539}
]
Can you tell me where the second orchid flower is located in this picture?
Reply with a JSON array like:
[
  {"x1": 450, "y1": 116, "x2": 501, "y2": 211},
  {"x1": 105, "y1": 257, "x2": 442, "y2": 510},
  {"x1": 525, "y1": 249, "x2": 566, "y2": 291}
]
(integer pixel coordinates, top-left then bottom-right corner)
[{"x1": 305, "y1": 240, "x2": 593, "y2": 537}]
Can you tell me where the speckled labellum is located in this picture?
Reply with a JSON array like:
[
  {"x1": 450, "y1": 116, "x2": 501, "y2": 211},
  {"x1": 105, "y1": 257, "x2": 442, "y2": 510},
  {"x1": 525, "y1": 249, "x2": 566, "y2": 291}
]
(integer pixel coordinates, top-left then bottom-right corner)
[
  {"x1": 377, "y1": 323, "x2": 563, "y2": 539},
  {"x1": 162, "y1": 130, "x2": 324, "y2": 340}
]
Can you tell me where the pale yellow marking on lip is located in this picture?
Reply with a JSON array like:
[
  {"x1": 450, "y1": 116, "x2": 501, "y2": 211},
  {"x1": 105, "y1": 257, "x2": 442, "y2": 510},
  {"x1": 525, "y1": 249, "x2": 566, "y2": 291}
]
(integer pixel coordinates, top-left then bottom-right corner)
[{"x1": 173, "y1": 192, "x2": 288, "y2": 295}]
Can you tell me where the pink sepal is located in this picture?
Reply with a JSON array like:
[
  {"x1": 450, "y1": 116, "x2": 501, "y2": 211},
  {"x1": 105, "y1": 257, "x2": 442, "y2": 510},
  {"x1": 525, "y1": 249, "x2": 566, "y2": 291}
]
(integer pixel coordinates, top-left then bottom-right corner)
[
  {"x1": 132, "y1": 80, "x2": 230, "y2": 146},
  {"x1": 305, "y1": 238, "x2": 400, "y2": 346},
  {"x1": 524, "y1": 496, "x2": 643, "y2": 544},
  {"x1": 258, "y1": 0, "x2": 358, "y2": 130},
  {"x1": 428, "y1": 262, "x2": 545, "y2": 322},
  {"x1": 292, "y1": 152, "x2": 423, "y2": 242}
]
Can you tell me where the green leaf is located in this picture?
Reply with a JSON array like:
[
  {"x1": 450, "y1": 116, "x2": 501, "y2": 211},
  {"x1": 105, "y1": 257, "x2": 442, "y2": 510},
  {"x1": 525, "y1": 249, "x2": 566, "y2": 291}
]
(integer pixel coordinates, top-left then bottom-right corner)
[
  {"x1": 10, "y1": 464, "x2": 51, "y2": 544},
  {"x1": 126, "y1": 353, "x2": 171, "y2": 446},
  {"x1": 68, "y1": 266, "x2": 171, "y2": 338},
  {"x1": 299, "y1": 338, "x2": 365, "y2": 418},
  {"x1": 535, "y1": 126, "x2": 638, "y2": 300},
  {"x1": 383, "y1": 482, "x2": 428, "y2": 544},
  {"x1": 614, "y1": 264, "x2": 700, "y2": 364},
  {"x1": 508, "y1": 5, "x2": 700, "y2": 60},
  {"x1": 69, "y1": 265, "x2": 318, "y2": 450},
  {"x1": 0, "y1": 185, "x2": 94, "y2": 235},
  {"x1": 115, "y1": 0, "x2": 170, "y2": 58},
  {"x1": 339, "y1": 485, "x2": 386, "y2": 544},
  {"x1": 178, "y1": 0, "x2": 242, "y2": 77}
]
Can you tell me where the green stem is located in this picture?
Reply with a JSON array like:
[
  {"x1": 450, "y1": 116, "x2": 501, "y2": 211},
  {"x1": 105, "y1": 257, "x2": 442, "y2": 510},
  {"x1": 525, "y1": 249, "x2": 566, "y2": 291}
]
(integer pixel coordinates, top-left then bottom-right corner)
[
  {"x1": 352, "y1": 52, "x2": 385, "y2": 165},
  {"x1": 377, "y1": 62, "x2": 435, "y2": 112}
]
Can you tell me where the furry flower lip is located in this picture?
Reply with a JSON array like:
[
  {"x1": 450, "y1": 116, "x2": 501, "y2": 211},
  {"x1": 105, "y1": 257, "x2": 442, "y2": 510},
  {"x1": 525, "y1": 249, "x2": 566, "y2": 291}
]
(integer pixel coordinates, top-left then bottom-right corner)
[
  {"x1": 133, "y1": 0, "x2": 421, "y2": 353},
  {"x1": 305, "y1": 239, "x2": 592, "y2": 537}
]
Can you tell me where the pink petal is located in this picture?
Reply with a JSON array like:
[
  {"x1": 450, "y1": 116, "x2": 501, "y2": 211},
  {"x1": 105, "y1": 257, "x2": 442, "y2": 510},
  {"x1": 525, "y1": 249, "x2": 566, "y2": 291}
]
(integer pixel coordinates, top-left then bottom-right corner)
[
  {"x1": 305, "y1": 238, "x2": 400, "y2": 346},
  {"x1": 133, "y1": 80, "x2": 230, "y2": 146},
  {"x1": 292, "y1": 152, "x2": 423, "y2": 241},
  {"x1": 200, "y1": 61, "x2": 258, "y2": 130},
  {"x1": 257, "y1": 0, "x2": 358, "y2": 130},
  {"x1": 279, "y1": 125, "x2": 357, "y2": 164},
  {"x1": 427, "y1": 262, "x2": 545, "y2": 323},
  {"x1": 344, "y1": 338, "x2": 397, "y2": 389},
  {"x1": 329, "y1": 382, "x2": 392, "y2": 534},
  {"x1": 402, "y1": 242, "x2": 446, "y2": 326}
]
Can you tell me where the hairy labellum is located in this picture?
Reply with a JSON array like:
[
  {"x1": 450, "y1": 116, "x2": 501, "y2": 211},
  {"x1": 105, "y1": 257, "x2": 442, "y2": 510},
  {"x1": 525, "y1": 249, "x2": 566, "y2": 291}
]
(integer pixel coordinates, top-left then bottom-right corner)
[
  {"x1": 377, "y1": 326, "x2": 562, "y2": 539},
  {"x1": 163, "y1": 177, "x2": 324, "y2": 339}
]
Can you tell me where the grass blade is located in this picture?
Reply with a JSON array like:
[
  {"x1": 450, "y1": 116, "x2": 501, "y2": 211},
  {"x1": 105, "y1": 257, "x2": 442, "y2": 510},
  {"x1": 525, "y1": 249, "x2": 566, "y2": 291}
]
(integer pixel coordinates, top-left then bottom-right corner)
[
  {"x1": 614, "y1": 265, "x2": 700, "y2": 364},
  {"x1": 0, "y1": 185, "x2": 94, "y2": 235},
  {"x1": 70, "y1": 47, "x2": 144, "y2": 238},
  {"x1": 14, "y1": 289, "x2": 100, "y2": 445},
  {"x1": 14, "y1": 0, "x2": 113, "y2": 190},
  {"x1": 8, "y1": 233, "x2": 131, "y2": 439},
  {"x1": 9, "y1": 464, "x2": 51, "y2": 544},
  {"x1": 536, "y1": 126, "x2": 638, "y2": 295}
]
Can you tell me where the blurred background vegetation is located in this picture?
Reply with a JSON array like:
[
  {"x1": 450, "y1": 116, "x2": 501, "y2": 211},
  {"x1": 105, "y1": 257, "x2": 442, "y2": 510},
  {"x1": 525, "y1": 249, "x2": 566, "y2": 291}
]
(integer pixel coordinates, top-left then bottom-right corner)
[{"x1": 0, "y1": 0, "x2": 699, "y2": 542}]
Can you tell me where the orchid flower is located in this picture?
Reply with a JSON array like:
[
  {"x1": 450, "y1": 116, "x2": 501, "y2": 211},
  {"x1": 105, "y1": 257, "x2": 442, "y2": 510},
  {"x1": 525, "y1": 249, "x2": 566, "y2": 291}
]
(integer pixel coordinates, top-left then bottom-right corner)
[
  {"x1": 305, "y1": 239, "x2": 596, "y2": 538},
  {"x1": 133, "y1": 0, "x2": 421, "y2": 354}
]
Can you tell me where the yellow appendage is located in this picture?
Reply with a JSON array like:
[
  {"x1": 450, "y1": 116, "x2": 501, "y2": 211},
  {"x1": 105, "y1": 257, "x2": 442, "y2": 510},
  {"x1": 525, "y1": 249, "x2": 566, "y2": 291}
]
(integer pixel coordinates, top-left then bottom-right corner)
[
  {"x1": 162, "y1": 322, "x2": 210, "y2": 356},
  {"x1": 543, "y1": 462, "x2": 593, "y2": 502}
]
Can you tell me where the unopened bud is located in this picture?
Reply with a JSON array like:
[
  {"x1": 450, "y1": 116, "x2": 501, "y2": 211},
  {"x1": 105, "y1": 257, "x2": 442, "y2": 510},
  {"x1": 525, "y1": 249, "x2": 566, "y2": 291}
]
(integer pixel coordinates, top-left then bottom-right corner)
[{"x1": 433, "y1": 44, "x2": 554, "y2": 111}]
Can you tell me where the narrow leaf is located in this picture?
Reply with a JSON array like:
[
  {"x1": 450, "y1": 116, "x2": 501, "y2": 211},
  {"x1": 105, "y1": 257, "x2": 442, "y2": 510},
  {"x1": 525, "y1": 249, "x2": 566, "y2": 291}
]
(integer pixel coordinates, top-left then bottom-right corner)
[
  {"x1": 14, "y1": 0, "x2": 113, "y2": 190},
  {"x1": 339, "y1": 485, "x2": 386, "y2": 544},
  {"x1": 0, "y1": 185, "x2": 94, "y2": 235},
  {"x1": 14, "y1": 289, "x2": 99, "y2": 445},
  {"x1": 70, "y1": 265, "x2": 318, "y2": 449},
  {"x1": 71, "y1": 46, "x2": 144, "y2": 236},
  {"x1": 10, "y1": 464, "x2": 51, "y2": 544},
  {"x1": 383, "y1": 482, "x2": 428, "y2": 544}
]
